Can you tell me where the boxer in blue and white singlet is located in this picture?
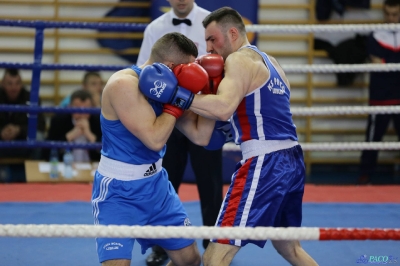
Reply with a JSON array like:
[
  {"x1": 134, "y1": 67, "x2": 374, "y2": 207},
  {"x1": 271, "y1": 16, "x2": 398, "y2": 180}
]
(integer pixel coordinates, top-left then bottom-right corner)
[
  {"x1": 91, "y1": 32, "x2": 221, "y2": 266},
  {"x1": 92, "y1": 65, "x2": 194, "y2": 263},
  {"x1": 214, "y1": 45, "x2": 305, "y2": 248},
  {"x1": 194, "y1": 7, "x2": 318, "y2": 266}
]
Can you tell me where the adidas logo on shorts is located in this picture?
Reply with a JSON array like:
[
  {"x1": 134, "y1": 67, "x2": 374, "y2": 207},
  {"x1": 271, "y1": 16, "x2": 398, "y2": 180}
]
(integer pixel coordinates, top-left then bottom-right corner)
[{"x1": 144, "y1": 163, "x2": 157, "y2": 176}]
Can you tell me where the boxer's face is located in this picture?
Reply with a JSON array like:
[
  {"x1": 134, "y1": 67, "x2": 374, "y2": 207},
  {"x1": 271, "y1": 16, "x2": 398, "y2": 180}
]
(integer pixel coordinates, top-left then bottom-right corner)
[
  {"x1": 205, "y1": 21, "x2": 232, "y2": 61},
  {"x1": 168, "y1": 0, "x2": 194, "y2": 18}
]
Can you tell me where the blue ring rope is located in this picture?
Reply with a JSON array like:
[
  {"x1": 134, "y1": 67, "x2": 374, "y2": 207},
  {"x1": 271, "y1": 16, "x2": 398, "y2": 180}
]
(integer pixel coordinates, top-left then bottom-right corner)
[
  {"x1": 0, "y1": 104, "x2": 100, "y2": 114},
  {"x1": 0, "y1": 62, "x2": 128, "y2": 71},
  {"x1": 0, "y1": 19, "x2": 148, "y2": 31},
  {"x1": 0, "y1": 141, "x2": 101, "y2": 149}
]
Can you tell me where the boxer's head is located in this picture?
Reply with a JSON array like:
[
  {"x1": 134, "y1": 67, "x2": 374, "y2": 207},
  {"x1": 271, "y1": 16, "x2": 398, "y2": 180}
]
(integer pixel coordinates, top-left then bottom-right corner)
[
  {"x1": 203, "y1": 7, "x2": 247, "y2": 61},
  {"x1": 149, "y1": 32, "x2": 198, "y2": 70}
]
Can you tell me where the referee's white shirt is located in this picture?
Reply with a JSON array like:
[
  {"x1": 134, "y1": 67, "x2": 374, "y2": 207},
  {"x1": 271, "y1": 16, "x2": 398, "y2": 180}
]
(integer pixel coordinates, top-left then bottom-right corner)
[{"x1": 136, "y1": 3, "x2": 210, "y2": 65}]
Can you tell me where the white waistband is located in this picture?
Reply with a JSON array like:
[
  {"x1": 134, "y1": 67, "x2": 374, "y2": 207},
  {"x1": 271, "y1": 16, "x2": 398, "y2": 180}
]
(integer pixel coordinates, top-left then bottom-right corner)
[
  {"x1": 240, "y1": 139, "x2": 299, "y2": 160},
  {"x1": 97, "y1": 155, "x2": 163, "y2": 181}
]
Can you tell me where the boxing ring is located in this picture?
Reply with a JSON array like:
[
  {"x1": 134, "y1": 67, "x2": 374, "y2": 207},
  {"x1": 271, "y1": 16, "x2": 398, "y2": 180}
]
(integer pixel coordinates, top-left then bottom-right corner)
[{"x1": 0, "y1": 19, "x2": 400, "y2": 265}]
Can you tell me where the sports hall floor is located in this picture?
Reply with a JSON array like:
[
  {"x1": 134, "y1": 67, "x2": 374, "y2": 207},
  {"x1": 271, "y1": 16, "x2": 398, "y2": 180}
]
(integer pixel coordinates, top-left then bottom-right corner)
[{"x1": 0, "y1": 183, "x2": 399, "y2": 266}]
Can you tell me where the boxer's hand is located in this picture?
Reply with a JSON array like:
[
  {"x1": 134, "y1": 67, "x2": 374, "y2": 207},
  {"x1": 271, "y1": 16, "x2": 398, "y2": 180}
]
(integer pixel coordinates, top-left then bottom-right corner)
[
  {"x1": 204, "y1": 121, "x2": 233, "y2": 150},
  {"x1": 196, "y1": 54, "x2": 224, "y2": 95},
  {"x1": 173, "y1": 63, "x2": 209, "y2": 94},
  {"x1": 139, "y1": 63, "x2": 194, "y2": 109}
]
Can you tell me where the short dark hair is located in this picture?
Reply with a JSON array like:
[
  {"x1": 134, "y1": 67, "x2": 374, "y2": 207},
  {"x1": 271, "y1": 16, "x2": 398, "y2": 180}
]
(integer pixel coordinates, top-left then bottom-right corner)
[
  {"x1": 70, "y1": 89, "x2": 93, "y2": 103},
  {"x1": 384, "y1": 0, "x2": 400, "y2": 6},
  {"x1": 202, "y1": 7, "x2": 246, "y2": 36},
  {"x1": 150, "y1": 32, "x2": 198, "y2": 64},
  {"x1": 82, "y1": 71, "x2": 101, "y2": 85},
  {"x1": 3, "y1": 68, "x2": 20, "y2": 79}
]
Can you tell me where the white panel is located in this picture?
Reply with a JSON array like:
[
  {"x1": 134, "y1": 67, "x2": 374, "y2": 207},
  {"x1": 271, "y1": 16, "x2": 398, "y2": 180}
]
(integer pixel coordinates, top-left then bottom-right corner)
[
  {"x1": 312, "y1": 88, "x2": 366, "y2": 98},
  {"x1": 59, "y1": 7, "x2": 111, "y2": 19},
  {"x1": 259, "y1": 9, "x2": 309, "y2": 21},
  {"x1": 258, "y1": 40, "x2": 309, "y2": 52},
  {"x1": 0, "y1": 5, "x2": 54, "y2": 17},
  {"x1": 278, "y1": 57, "x2": 309, "y2": 65},
  {"x1": 290, "y1": 87, "x2": 307, "y2": 98},
  {"x1": 293, "y1": 118, "x2": 306, "y2": 128},
  {"x1": 312, "y1": 118, "x2": 367, "y2": 130}
]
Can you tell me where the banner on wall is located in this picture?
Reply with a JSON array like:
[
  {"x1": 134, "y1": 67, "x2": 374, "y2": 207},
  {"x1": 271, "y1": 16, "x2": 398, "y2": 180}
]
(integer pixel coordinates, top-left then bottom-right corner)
[
  {"x1": 97, "y1": 0, "x2": 149, "y2": 63},
  {"x1": 151, "y1": 0, "x2": 258, "y2": 44}
]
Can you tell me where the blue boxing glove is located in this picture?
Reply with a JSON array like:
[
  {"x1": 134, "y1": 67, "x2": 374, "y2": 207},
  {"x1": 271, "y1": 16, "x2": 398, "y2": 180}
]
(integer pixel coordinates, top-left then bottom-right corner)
[
  {"x1": 139, "y1": 63, "x2": 194, "y2": 109},
  {"x1": 204, "y1": 121, "x2": 234, "y2": 150}
]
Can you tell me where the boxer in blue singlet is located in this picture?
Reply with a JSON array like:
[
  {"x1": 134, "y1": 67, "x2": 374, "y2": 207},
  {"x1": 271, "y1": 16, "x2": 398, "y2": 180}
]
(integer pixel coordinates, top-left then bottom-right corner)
[
  {"x1": 188, "y1": 7, "x2": 319, "y2": 266},
  {"x1": 92, "y1": 32, "x2": 215, "y2": 266}
]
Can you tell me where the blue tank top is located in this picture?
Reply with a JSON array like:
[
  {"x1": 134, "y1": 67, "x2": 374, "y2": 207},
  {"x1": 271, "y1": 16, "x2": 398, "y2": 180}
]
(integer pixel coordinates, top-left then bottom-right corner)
[
  {"x1": 100, "y1": 65, "x2": 166, "y2": 164},
  {"x1": 230, "y1": 45, "x2": 298, "y2": 144}
]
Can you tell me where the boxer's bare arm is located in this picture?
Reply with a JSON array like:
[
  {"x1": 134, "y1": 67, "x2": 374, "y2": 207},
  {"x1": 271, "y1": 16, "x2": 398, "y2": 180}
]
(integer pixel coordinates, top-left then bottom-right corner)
[
  {"x1": 190, "y1": 53, "x2": 250, "y2": 121},
  {"x1": 175, "y1": 110, "x2": 215, "y2": 146},
  {"x1": 101, "y1": 70, "x2": 175, "y2": 151}
]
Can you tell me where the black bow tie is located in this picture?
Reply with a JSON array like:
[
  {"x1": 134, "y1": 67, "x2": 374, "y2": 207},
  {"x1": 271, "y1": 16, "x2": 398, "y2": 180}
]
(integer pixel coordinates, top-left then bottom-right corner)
[{"x1": 172, "y1": 18, "x2": 192, "y2": 26}]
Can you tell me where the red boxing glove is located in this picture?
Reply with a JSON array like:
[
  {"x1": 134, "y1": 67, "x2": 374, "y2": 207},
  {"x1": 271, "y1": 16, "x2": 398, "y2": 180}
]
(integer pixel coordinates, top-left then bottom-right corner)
[
  {"x1": 163, "y1": 103, "x2": 183, "y2": 119},
  {"x1": 196, "y1": 54, "x2": 224, "y2": 94},
  {"x1": 173, "y1": 63, "x2": 209, "y2": 94}
]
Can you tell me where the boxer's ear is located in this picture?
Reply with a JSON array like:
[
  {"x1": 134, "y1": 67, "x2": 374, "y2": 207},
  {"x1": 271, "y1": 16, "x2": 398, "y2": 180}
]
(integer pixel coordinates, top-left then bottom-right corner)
[{"x1": 162, "y1": 61, "x2": 174, "y2": 70}]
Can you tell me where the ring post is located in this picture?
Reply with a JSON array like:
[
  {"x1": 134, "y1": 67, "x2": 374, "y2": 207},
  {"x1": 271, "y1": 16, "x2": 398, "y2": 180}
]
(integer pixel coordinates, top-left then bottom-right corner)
[{"x1": 27, "y1": 21, "x2": 45, "y2": 141}]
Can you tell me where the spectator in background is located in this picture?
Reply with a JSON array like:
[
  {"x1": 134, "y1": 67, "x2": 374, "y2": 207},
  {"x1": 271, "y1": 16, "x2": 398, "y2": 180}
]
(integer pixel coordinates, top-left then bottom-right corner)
[
  {"x1": 59, "y1": 71, "x2": 103, "y2": 108},
  {"x1": 45, "y1": 89, "x2": 102, "y2": 162},
  {"x1": 137, "y1": 1, "x2": 224, "y2": 266},
  {"x1": 358, "y1": 0, "x2": 400, "y2": 184},
  {"x1": 0, "y1": 68, "x2": 46, "y2": 182}
]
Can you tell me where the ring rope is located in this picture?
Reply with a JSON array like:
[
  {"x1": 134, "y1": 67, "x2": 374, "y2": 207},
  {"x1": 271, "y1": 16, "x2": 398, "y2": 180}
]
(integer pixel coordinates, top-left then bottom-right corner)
[
  {"x1": 223, "y1": 142, "x2": 400, "y2": 152},
  {"x1": 0, "y1": 62, "x2": 126, "y2": 71},
  {"x1": 1, "y1": 141, "x2": 400, "y2": 152},
  {"x1": 1, "y1": 19, "x2": 400, "y2": 33},
  {"x1": 1, "y1": 62, "x2": 399, "y2": 73},
  {"x1": 282, "y1": 63, "x2": 400, "y2": 73},
  {"x1": 246, "y1": 23, "x2": 400, "y2": 33},
  {"x1": 0, "y1": 140, "x2": 101, "y2": 150},
  {"x1": 0, "y1": 104, "x2": 100, "y2": 114},
  {"x1": 0, "y1": 19, "x2": 147, "y2": 31},
  {"x1": 0, "y1": 224, "x2": 398, "y2": 241},
  {"x1": 290, "y1": 106, "x2": 400, "y2": 116},
  {"x1": 3, "y1": 105, "x2": 400, "y2": 116}
]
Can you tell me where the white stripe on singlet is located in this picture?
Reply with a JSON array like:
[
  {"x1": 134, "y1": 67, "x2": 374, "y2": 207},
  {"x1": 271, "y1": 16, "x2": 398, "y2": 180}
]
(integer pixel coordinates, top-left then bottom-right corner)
[{"x1": 253, "y1": 89, "x2": 266, "y2": 141}]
